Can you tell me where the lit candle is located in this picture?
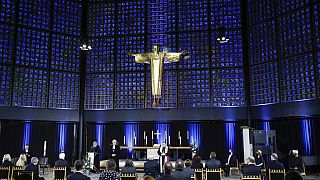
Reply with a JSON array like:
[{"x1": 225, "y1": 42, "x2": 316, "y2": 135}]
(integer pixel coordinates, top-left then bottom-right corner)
[
  {"x1": 134, "y1": 137, "x2": 136, "y2": 145},
  {"x1": 168, "y1": 136, "x2": 171, "y2": 145},
  {"x1": 179, "y1": 136, "x2": 182, "y2": 146},
  {"x1": 152, "y1": 130, "x2": 154, "y2": 140},
  {"x1": 144, "y1": 131, "x2": 146, "y2": 139},
  {"x1": 124, "y1": 136, "x2": 126, "y2": 145},
  {"x1": 187, "y1": 131, "x2": 189, "y2": 140},
  {"x1": 43, "y1": 141, "x2": 47, "y2": 157},
  {"x1": 146, "y1": 136, "x2": 148, "y2": 145}
]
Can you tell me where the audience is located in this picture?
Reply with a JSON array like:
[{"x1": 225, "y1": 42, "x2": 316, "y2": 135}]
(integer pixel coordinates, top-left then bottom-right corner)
[
  {"x1": 25, "y1": 157, "x2": 44, "y2": 180},
  {"x1": 288, "y1": 150, "x2": 303, "y2": 173},
  {"x1": 121, "y1": 159, "x2": 136, "y2": 173},
  {"x1": 267, "y1": 153, "x2": 284, "y2": 170},
  {"x1": 224, "y1": 149, "x2": 236, "y2": 177},
  {"x1": 67, "y1": 160, "x2": 90, "y2": 180},
  {"x1": 255, "y1": 150, "x2": 265, "y2": 167},
  {"x1": 156, "y1": 161, "x2": 176, "y2": 180},
  {"x1": 16, "y1": 153, "x2": 27, "y2": 167},
  {"x1": 191, "y1": 155, "x2": 203, "y2": 169},
  {"x1": 55, "y1": 152, "x2": 72, "y2": 175},
  {"x1": 144, "y1": 156, "x2": 160, "y2": 178},
  {"x1": 285, "y1": 171, "x2": 303, "y2": 180},
  {"x1": 205, "y1": 152, "x2": 221, "y2": 169},
  {"x1": 99, "y1": 159, "x2": 119, "y2": 180},
  {"x1": 241, "y1": 156, "x2": 261, "y2": 176},
  {"x1": 172, "y1": 159, "x2": 189, "y2": 180},
  {"x1": 182, "y1": 159, "x2": 194, "y2": 178},
  {"x1": 2, "y1": 154, "x2": 14, "y2": 167}
]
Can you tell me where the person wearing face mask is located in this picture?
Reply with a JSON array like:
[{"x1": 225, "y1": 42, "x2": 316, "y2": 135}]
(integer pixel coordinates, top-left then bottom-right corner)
[
  {"x1": 223, "y1": 149, "x2": 236, "y2": 177},
  {"x1": 90, "y1": 139, "x2": 101, "y2": 173},
  {"x1": 110, "y1": 139, "x2": 120, "y2": 172}
]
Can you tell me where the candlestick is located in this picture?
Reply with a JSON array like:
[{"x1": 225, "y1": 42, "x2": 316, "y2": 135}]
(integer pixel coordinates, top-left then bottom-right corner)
[
  {"x1": 152, "y1": 130, "x2": 154, "y2": 140},
  {"x1": 43, "y1": 141, "x2": 47, "y2": 157},
  {"x1": 187, "y1": 131, "x2": 189, "y2": 140},
  {"x1": 124, "y1": 136, "x2": 126, "y2": 145}
]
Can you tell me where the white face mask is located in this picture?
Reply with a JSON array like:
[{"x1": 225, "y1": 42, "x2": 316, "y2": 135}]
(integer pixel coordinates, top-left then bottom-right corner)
[{"x1": 93, "y1": 143, "x2": 97, "y2": 147}]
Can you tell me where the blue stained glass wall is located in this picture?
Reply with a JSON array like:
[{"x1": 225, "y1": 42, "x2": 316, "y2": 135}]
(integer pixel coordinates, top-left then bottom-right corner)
[
  {"x1": 0, "y1": 0, "x2": 16, "y2": 23},
  {"x1": 315, "y1": 3, "x2": 320, "y2": 49},
  {"x1": 177, "y1": 1, "x2": 208, "y2": 31},
  {"x1": 210, "y1": 0, "x2": 241, "y2": 29},
  {"x1": 0, "y1": 64, "x2": 11, "y2": 106},
  {"x1": 0, "y1": 24, "x2": 15, "y2": 64},
  {"x1": 88, "y1": 3, "x2": 115, "y2": 37},
  {"x1": 147, "y1": 0, "x2": 175, "y2": 33}
]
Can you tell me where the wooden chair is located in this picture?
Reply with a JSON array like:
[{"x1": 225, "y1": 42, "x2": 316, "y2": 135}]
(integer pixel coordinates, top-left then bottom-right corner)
[
  {"x1": 53, "y1": 167, "x2": 66, "y2": 180},
  {"x1": 120, "y1": 173, "x2": 137, "y2": 180},
  {"x1": 0, "y1": 166, "x2": 10, "y2": 180},
  {"x1": 39, "y1": 157, "x2": 49, "y2": 175},
  {"x1": 190, "y1": 174, "x2": 196, "y2": 180},
  {"x1": 205, "y1": 168, "x2": 222, "y2": 180},
  {"x1": 230, "y1": 159, "x2": 240, "y2": 176},
  {"x1": 241, "y1": 175, "x2": 261, "y2": 180},
  {"x1": 18, "y1": 171, "x2": 34, "y2": 180},
  {"x1": 269, "y1": 169, "x2": 285, "y2": 180},
  {"x1": 11, "y1": 166, "x2": 24, "y2": 180},
  {"x1": 194, "y1": 168, "x2": 204, "y2": 180}
]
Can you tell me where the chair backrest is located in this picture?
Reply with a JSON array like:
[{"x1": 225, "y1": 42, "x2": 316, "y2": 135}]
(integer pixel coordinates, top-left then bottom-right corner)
[
  {"x1": 120, "y1": 173, "x2": 136, "y2": 180},
  {"x1": 0, "y1": 166, "x2": 10, "y2": 180},
  {"x1": 205, "y1": 168, "x2": 222, "y2": 180},
  {"x1": 241, "y1": 175, "x2": 261, "y2": 180},
  {"x1": 194, "y1": 168, "x2": 203, "y2": 180},
  {"x1": 190, "y1": 174, "x2": 196, "y2": 180},
  {"x1": 53, "y1": 167, "x2": 66, "y2": 180},
  {"x1": 269, "y1": 169, "x2": 285, "y2": 180},
  {"x1": 18, "y1": 171, "x2": 34, "y2": 180},
  {"x1": 11, "y1": 166, "x2": 24, "y2": 180},
  {"x1": 231, "y1": 159, "x2": 239, "y2": 168},
  {"x1": 39, "y1": 157, "x2": 48, "y2": 165}
]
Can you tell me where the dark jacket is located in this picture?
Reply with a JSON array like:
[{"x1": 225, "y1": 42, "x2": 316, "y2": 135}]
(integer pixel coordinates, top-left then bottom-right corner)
[
  {"x1": 241, "y1": 164, "x2": 261, "y2": 176},
  {"x1": 205, "y1": 159, "x2": 221, "y2": 169},
  {"x1": 25, "y1": 163, "x2": 40, "y2": 180},
  {"x1": 255, "y1": 156, "x2": 265, "y2": 167},
  {"x1": 121, "y1": 166, "x2": 136, "y2": 174},
  {"x1": 2, "y1": 160, "x2": 14, "y2": 167},
  {"x1": 156, "y1": 174, "x2": 178, "y2": 180},
  {"x1": 55, "y1": 159, "x2": 72, "y2": 175},
  {"x1": 144, "y1": 160, "x2": 160, "y2": 177},
  {"x1": 191, "y1": 162, "x2": 203, "y2": 169},
  {"x1": 67, "y1": 172, "x2": 90, "y2": 180},
  {"x1": 182, "y1": 167, "x2": 194, "y2": 177},
  {"x1": 267, "y1": 160, "x2": 284, "y2": 170},
  {"x1": 226, "y1": 154, "x2": 236, "y2": 166},
  {"x1": 172, "y1": 170, "x2": 189, "y2": 180},
  {"x1": 288, "y1": 156, "x2": 303, "y2": 173}
]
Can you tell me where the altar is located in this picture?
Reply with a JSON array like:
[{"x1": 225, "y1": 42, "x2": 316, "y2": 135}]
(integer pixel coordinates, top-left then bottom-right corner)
[{"x1": 121, "y1": 146, "x2": 192, "y2": 160}]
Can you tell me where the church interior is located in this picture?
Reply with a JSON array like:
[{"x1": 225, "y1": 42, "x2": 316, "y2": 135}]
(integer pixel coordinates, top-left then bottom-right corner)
[{"x1": 0, "y1": 0, "x2": 320, "y2": 179}]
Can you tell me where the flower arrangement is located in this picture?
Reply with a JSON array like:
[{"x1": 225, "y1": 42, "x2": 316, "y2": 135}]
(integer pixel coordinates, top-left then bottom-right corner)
[{"x1": 83, "y1": 154, "x2": 91, "y2": 169}]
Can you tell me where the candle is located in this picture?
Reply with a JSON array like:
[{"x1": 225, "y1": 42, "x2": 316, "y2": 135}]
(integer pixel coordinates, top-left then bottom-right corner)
[
  {"x1": 124, "y1": 136, "x2": 126, "y2": 145},
  {"x1": 187, "y1": 131, "x2": 189, "y2": 140},
  {"x1": 43, "y1": 141, "x2": 47, "y2": 157},
  {"x1": 152, "y1": 130, "x2": 154, "y2": 140},
  {"x1": 144, "y1": 131, "x2": 146, "y2": 139},
  {"x1": 179, "y1": 137, "x2": 182, "y2": 146},
  {"x1": 134, "y1": 137, "x2": 137, "y2": 145},
  {"x1": 168, "y1": 136, "x2": 171, "y2": 145},
  {"x1": 146, "y1": 136, "x2": 148, "y2": 145}
]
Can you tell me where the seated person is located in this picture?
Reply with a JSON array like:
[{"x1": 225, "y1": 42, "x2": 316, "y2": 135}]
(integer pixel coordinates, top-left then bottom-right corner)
[
  {"x1": 156, "y1": 161, "x2": 175, "y2": 180},
  {"x1": 55, "y1": 152, "x2": 72, "y2": 175},
  {"x1": 205, "y1": 152, "x2": 221, "y2": 169},
  {"x1": 288, "y1": 150, "x2": 303, "y2": 173},
  {"x1": 99, "y1": 159, "x2": 119, "y2": 180},
  {"x1": 25, "y1": 157, "x2": 45, "y2": 180},
  {"x1": 16, "y1": 154, "x2": 27, "y2": 167},
  {"x1": 191, "y1": 155, "x2": 203, "y2": 169},
  {"x1": 172, "y1": 159, "x2": 189, "y2": 180},
  {"x1": 255, "y1": 150, "x2": 265, "y2": 167},
  {"x1": 241, "y1": 156, "x2": 261, "y2": 176},
  {"x1": 144, "y1": 156, "x2": 160, "y2": 178},
  {"x1": 2, "y1": 154, "x2": 14, "y2": 167},
  {"x1": 182, "y1": 159, "x2": 194, "y2": 177},
  {"x1": 142, "y1": 175, "x2": 155, "y2": 180},
  {"x1": 285, "y1": 171, "x2": 303, "y2": 180},
  {"x1": 267, "y1": 153, "x2": 284, "y2": 170},
  {"x1": 67, "y1": 160, "x2": 90, "y2": 180},
  {"x1": 121, "y1": 159, "x2": 136, "y2": 174}
]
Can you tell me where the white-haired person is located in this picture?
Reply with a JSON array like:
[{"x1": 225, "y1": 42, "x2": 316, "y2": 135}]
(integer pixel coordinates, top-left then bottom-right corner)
[
  {"x1": 109, "y1": 139, "x2": 120, "y2": 172},
  {"x1": 241, "y1": 156, "x2": 261, "y2": 176},
  {"x1": 55, "y1": 152, "x2": 72, "y2": 175},
  {"x1": 288, "y1": 150, "x2": 303, "y2": 173},
  {"x1": 25, "y1": 157, "x2": 44, "y2": 180},
  {"x1": 2, "y1": 154, "x2": 14, "y2": 167},
  {"x1": 16, "y1": 153, "x2": 27, "y2": 167}
]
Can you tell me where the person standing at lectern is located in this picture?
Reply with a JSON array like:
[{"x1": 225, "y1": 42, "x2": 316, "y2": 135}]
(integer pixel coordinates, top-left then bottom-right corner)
[
  {"x1": 90, "y1": 139, "x2": 101, "y2": 172},
  {"x1": 157, "y1": 142, "x2": 170, "y2": 174},
  {"x1": 110, "y1": 139, "x2": 120, "y2": 172}
]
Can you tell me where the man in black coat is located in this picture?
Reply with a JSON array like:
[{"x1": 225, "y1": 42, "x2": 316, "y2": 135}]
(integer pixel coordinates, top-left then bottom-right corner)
[
  {"x1": 144, "y1": 156, "x2": 160, "y2": 178},
  {"x1": 267, "y1": 153, "x2": 284, "y2": 170},
  {"x1": 241, "y1": 156, "x2": 261, "y2": 176},
  {"x1": 25, "y1": 157, "x2": 44, "y2": 180},
  {"x1": 156, "y1": 161, "x2": 177, "y2": 180},
  {"x1": 172, "y1": 159, "x2": 189, "y2": 180},
  {"x1": 67, "y1": 160, "x2": 90, "y2": 180},
  {"x1": 224, "y1": 149, "x2": 236, "y2": 177},
  {"x1": 89, "y1": 139, "x2": 101, "y2": 172},
  {"x1": 288, "y1": 150, "x2": 304, "y2": 173},
  {"x1": 55, "y1": 152, "x2": 72, "y2": 175},
  {"x1": 205, "y1": 152, "x2": 221, "y2": 169}
]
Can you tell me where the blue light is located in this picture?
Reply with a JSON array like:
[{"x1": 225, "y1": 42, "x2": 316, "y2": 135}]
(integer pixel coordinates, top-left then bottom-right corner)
[
  {"x1": 225, "y1": 123, "x2": 235, "y2": 151},
  {"x1": 96, "y1": 124, "x2": 104, "y2": 159},
  {"x1": 124, "y1": 123, "x2": 140, "y2": 154},
  {"x1": 301, "y1": 119, "x2": 312, "y2": 155},
  {"x1": 22, "y1": 123, "x2": 31, "y2": 150},
  {"x1": 188, "y1": 123, "x2": 201, "y2": 149},
  {"x1": 155, "y1": 123, "x2": 170, "y2": 144},
  {"x1": 58, "y1": 124, "x2": 67, "y2": 152}
]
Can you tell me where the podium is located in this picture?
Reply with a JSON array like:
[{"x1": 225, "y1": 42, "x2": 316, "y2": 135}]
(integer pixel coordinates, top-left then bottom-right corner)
[
  {"x1": 147, "y1": 144, "x2": 160, "y2": 159},
  {"x1": 87, "y1": 152, "x2": 95, "y2": 170}
]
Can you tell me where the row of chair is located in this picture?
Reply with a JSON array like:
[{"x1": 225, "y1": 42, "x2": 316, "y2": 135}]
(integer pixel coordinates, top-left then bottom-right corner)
[{"x1": 0, "y1": 166, "x2": 66, "y2": 180}]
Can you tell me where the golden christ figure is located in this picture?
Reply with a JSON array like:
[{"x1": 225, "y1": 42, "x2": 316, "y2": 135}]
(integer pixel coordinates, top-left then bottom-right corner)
[{"x1": 128, "y1": 45, "x2": 186, "y2": 107}]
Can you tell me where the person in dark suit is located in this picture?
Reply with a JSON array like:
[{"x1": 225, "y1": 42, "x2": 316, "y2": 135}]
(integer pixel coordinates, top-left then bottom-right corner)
[
  {"x1": 267, "y1": 153, "x2": 284, "y2": 170},
  {"x1": 191, "y1": 155, "x2": 203, "y2": 169},
  {"x1": 255, "y1": 150, "x2": 265, "y2": 167},
  {"x1": 25, "y1": 157, "x2": 45, "y2": 180},
  {"x1": 55, "y1": 152, "x2": 72, "y2": 175},
  {"x1": 288, "y1": 150, "x2": 304, "y2": 173},
  {"x1": 89, "y1": 139, "x2": 101, "y2": 172},
  {"x1": 156, "y1": 161, "x2": 177, "y2": 180},
  {"x1": 2, "y1": 154, "x2": 14, "y2": 167},
  {"x1": 172, "y1": 159, "x2": 189, "y2": 180},
  {"x1": 223, "y1": 149, "x2": 236, "y2": 177},
  {"x1": 241, "y1": 156, "x2": 261, "y2": 176},
  {"x1": 110, "y1": 139, "x2": 120, "y2": 172},
  {"x1": 67, "y1": 160, "x2": 90, "y2": 180},
  {"x1": 182, "y1": 159, "x2": 194, "y2": 178},
  {"x1": 121, "y1": 159, "x2": 136, "y2": 173},
  {"x1": 144, "y1": 156, "x2": 160, "y2": 178},
  {"x1": 205, "y1": 152, "x2": 221, "y2": 169}
]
